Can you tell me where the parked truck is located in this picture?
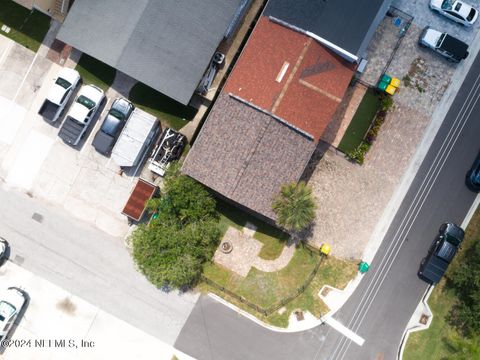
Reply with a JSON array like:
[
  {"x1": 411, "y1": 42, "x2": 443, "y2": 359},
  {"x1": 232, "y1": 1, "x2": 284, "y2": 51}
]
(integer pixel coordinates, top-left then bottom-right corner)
[
  {"x1": 58, "y1": 84, "x2": 105, "y2": 147},
  {"x1": 38, "y1": 68, "x2": 81, "y2": 123},
  {"x1": 418, "y1": 223, "x2": 464, "y2": 284},
  {"x1": 111, "y1": 108, "x2": 160, "y2": 168},
  {"x1": 419, "y1": 26, "x2": 469, "y2": 63}
]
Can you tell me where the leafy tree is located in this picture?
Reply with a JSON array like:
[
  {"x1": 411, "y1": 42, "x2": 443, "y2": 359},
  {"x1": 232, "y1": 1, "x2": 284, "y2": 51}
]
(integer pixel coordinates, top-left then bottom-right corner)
[
  {"x1": 272, "y1": 181, "x2": 316, "y2": 232},
  {"x1": 448, "y1": 240, "x2": 480, "y2": 334},
  {"x1": 131, "y1": 162, "x2": 220, "y2": 289}
]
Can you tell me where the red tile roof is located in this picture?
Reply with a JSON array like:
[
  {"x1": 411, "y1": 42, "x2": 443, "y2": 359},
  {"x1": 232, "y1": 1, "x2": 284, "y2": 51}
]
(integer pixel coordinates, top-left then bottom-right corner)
[{"x1": 224, "y1": 17, "x2": 356, "y2": 141}]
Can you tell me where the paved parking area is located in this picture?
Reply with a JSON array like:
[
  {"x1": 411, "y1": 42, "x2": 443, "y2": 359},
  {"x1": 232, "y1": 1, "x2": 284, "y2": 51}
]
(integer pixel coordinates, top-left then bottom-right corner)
[
  {"x1": 0, "y1": 34, "x2": 139, "y2": 238},
  {"x1": 307, "y1": 19, "x2": 460, "y2": 258},
  {"x1": 0, "y1": 262, "x2": 193, "y2": 360},
  {"x1": 393, "y1": 0, "x2": 480, "y2": 42}
]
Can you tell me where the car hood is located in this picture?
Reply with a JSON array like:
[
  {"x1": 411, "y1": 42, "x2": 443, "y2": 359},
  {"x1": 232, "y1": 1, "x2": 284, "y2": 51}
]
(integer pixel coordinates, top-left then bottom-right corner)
[
  {"x1": 430, "y1": 0, "x2": 443, "y2": 8},
  {"x1": 47, "y1": 68, "x2": 80, "y2": 105},
  {"x1": 80, "y1": 85, "x2": 104, "y2": 105},
  {"x1": 1, "y1": 289, "x2": 25, "y2": 311},
  {"x1": 111, "y1": 98, "x2": 133, "y2": 116},
  {"x1": 423, "y1": 28, "x2": 442, "y2": 46}
]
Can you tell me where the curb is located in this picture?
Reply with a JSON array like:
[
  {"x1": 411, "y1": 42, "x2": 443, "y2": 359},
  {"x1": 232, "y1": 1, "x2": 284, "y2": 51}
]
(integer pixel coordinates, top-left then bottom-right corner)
[
  {"x1": 397, "y1": 193, "x2": 480, "y2": 359},
  {"x1": 397, "y1": 285, "x2": 434, "y2": 360},
  {"x1": 361, "y1": 12, "x2": 480, "y2": 265},
  {"x1": 207, "y1": 293, "x2": 325, "y2": 333},
  {"x1": 207, "y1": 273, "x2": 363, "y2": 333}
]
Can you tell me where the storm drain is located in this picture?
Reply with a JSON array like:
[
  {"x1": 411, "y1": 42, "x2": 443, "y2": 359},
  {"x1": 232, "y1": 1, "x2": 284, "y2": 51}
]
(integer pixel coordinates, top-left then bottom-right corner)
[{"x1": 32, "y1": 212, "x2": 43, "y2": 223}]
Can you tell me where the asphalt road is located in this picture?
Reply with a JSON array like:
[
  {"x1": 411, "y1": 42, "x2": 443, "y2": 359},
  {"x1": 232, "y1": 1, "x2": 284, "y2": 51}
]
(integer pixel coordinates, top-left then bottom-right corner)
[
  {"x1": 0, "y1": 187, "x2": 198, "y2": 346},
  {"x1": 175, "y1": 53, "x2": 480, "y2": 359}
]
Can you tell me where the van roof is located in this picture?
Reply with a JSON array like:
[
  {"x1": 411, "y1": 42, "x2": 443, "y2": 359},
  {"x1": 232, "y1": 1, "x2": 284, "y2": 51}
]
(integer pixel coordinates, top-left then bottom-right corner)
[{"x1": 111, "y1": 108, "x2": 158, "y2": 167}]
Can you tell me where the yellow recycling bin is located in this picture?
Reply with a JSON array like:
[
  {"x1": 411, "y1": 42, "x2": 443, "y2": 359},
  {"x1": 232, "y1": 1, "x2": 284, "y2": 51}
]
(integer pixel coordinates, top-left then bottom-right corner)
[
  {"x1": 321, "y1": 243, "x2": 331, "y2": 256},
  {"x1": 385, "y1": 84, "x2": 396, "y2": 95},
  {"x1": 390, "y1": 77, "x2": 401, "y2": 88}
]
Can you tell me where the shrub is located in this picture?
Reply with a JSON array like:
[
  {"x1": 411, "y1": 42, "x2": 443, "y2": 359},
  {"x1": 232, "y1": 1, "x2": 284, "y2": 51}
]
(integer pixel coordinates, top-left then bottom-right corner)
[
  {"x1": 346, "y1": 142, "x2": 370, "y2": 164},
  {"x1": 131, "y1": 162, "x2": 220, "y2": 289}
]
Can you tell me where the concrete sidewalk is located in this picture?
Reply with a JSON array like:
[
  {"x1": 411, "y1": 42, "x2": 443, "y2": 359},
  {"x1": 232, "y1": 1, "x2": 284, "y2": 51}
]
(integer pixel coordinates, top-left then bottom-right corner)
[{"x1": 0, "y1": 261, "x2": 194, "y2": 360}]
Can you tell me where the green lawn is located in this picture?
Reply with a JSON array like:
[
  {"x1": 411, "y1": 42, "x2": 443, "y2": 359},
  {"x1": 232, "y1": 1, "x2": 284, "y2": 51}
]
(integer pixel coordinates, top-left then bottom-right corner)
[
  {"x1": 217, "y1": 199, "x2": 289, "y2": 260},
  {"x1": 337, "y1": 88, "x2": 381, "y2": 153},
  {"x1": 75, "y1": 54, "x2": 116, "y2": 92},
  {"x1": 0, "y1": 0, "x2": 50, "y2": 52},
  {"x1": 404, "y1": 208, "x2": 480, "y2": 359},
  {"x1": 203, "y1": 246, "x2": 318, "y2": 309},
  {"x1": 201, "y1": 252, "x2": 357, "y2": 327},
  {"x1": 129, "y1": 82, "x2": 197, "y2": 130}
]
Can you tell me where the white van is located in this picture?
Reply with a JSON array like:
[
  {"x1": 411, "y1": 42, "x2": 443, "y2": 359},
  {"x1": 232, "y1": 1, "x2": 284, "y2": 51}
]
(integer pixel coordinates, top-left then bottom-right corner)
[{"x1": 111, "y1": 108, "x2": 159, "y2": 168}]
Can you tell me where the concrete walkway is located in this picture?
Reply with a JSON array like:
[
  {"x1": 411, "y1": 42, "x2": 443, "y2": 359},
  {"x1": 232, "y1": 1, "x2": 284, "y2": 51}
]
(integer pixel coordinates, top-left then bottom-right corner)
[{"x1": 252, "y1": 243, "x2": 295, "y2": 272}]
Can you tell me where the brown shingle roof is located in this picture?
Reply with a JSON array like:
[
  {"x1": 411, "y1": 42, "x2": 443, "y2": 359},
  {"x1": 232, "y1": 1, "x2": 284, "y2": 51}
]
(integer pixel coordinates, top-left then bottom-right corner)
[
  {"x1": 224, "y1": 17, "x2": 356, "y2": 141},
  {"x1": 182, "y1": 94, "x2": 315, "y2": 220}
]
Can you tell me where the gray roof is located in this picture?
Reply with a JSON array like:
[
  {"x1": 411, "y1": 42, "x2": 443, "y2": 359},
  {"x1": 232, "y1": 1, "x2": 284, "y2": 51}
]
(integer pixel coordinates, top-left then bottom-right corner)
[
  {"x1": 265, "y1": 0, "x2": 390, "y2": 58},
  {"x1": 182, "y1": 94, "x2": 315, "y2": 220},
  {"x1": 58, "y1": 0, "x2": 242, "y2": 105}
]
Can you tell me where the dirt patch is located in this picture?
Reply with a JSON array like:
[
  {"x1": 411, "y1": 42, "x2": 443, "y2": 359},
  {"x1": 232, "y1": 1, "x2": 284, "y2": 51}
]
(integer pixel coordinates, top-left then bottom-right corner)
[
  {"x1": 403, "y1": 57, "x2": 428, "y2": 93},
  {"x1": 56, "y1": 297, "x2": 76, "y2": 315}
]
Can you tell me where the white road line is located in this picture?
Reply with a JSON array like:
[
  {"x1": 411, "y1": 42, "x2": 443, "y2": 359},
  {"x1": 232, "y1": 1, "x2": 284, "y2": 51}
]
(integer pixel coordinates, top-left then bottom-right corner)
[
  {"x1": 327, "y1": 66, "x2": 480, "y2": 360},
  {"x1": 12, "y1": 50, "x2": 39, "y2": 102},
  {"x1": 0, "y1": 40, "x2": 13, "y2": 68},
  {"x1": 324, "y1": 317, "x2": 365, "y2": 346}
]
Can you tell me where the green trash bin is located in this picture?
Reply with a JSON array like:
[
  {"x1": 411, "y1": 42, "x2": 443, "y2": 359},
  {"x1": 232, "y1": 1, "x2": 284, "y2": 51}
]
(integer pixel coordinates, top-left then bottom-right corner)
[
  {"x1": 380, "y1": 73, "x2": 392, "y2": 84},
  {"x1": 377, "y1": 81, "x2": 389, "y2": 92},
  {"x1": 359, "y1": 261, "x2": 370, "y2": 274}
]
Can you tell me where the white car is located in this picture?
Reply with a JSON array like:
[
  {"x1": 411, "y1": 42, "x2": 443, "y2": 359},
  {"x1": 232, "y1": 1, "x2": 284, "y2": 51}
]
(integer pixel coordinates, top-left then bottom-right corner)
[
  {"x1": 0, "y1": 287, "x2": 26, "y2": 342},
  {"x1": 430, "y1": 0, "x2": 478, "y2": 26},
  {"x1": 58, "y1": 84, "x2": 105, "y2": 146}
]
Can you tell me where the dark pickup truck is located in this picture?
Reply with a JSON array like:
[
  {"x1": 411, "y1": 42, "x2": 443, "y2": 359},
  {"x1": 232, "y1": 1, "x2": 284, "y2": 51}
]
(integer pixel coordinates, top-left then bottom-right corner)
[{"x1": 418, "y1": 223, "x2": 464, "y2": 284}]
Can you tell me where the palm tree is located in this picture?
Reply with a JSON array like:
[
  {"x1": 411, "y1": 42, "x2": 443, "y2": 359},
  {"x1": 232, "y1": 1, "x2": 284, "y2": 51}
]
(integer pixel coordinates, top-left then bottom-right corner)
[{"x1": 272, "y1": 181, "x2": 316, "y2": 232}]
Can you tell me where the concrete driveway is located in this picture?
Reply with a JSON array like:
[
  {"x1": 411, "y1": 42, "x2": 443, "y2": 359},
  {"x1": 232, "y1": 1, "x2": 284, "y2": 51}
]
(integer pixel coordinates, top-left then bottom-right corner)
[
  {"x1": 0, "y1": 33, "x2": 138, "y2": 238},
  {"x1": 393, "y1": 0, "x2": 480, "y2": 42},
  {"x1": 0, "y1": 262, "x2": 193, "y2": 360}
]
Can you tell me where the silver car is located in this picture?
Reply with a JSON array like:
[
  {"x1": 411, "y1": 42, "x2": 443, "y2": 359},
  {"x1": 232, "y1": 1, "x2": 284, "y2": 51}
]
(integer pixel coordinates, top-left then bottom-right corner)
[{"x1": 430, "y1": 0, "x2": 479, "y2": 26}]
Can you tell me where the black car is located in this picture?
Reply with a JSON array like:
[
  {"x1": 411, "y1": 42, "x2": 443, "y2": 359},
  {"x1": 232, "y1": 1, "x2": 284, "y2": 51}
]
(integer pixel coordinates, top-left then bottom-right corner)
[
  {"x1": 418, "y1": 223, "x2": 464, "y2": 284},
  {"x1": 466, "y1": 150, "x2": 480, "y2": 191},
  {"x1": 92, "y1": 98, "x2": 134, "y2": 155}
]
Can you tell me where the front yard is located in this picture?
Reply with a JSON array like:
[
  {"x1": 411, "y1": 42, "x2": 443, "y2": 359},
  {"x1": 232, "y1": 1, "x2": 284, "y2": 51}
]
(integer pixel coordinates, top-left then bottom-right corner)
[
  {"x1": 217, "y1": 199, "x2": 289, "y2": 260},
  {"x1": 0, "y1": 0, "x2": 50, "y2": 52},
  {"x1": 201, "y1": 247, "x2": 357, "y2": 328}
]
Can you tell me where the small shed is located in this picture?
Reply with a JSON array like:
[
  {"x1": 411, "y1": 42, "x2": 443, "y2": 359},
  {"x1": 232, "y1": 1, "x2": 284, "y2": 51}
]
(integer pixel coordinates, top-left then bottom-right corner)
[{"x1": 122, "y1": 178, "x2": 157, "y2": 222}]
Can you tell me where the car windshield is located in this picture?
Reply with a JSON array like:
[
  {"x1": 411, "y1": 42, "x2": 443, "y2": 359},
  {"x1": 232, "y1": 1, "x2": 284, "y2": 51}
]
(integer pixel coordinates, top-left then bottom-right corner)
[
  {"x1": 436, "y1": 33, "x2": 446, "y2": 47},
  {"x1": 55, "y1": 77, "x2": 72, "y2": 89},
  {"x1": 109, "y1": 108, "x2": 125, "y2": 121},
  {"x1": 100, "y1": 115, "x2": 122, "y2": 136},
  {"x1": 467, "y1": 8, "x2": 476, "y2": 21},
  {"x1": 0, "y1": 301, "x2": 16, "y2": 322},
  {"x1": 77, "y1": 95, "x2": 95, "y2": 109},
  {"x1": 441, "y1": 0, "x2": 454, "y2": 10}
]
